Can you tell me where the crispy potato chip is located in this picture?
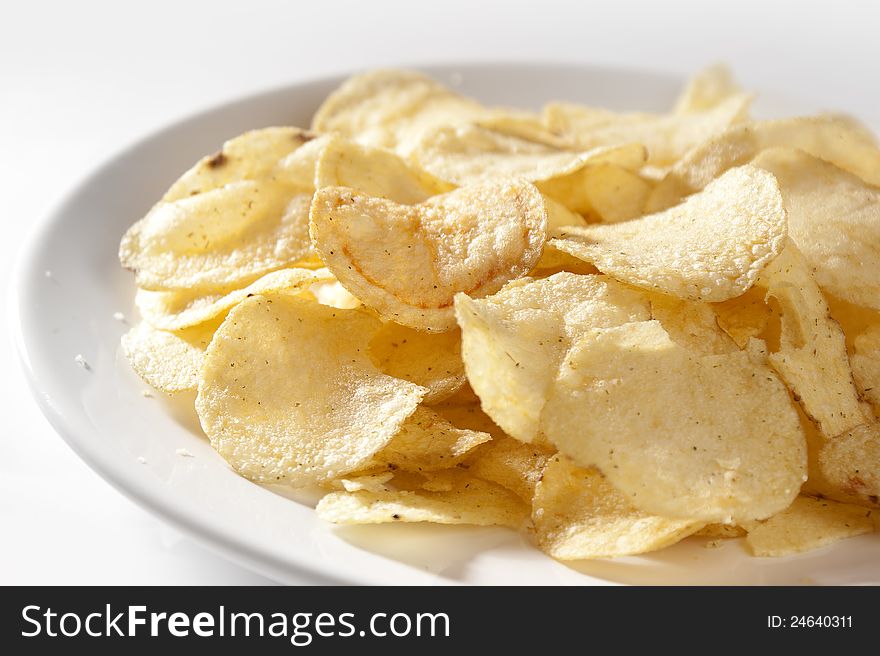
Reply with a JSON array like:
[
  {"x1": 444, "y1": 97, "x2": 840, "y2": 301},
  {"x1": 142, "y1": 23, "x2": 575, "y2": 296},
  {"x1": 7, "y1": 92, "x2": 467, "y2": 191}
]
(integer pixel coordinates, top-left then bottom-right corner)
[
  {"x1": 122, "y1": 320, "x2": 217, "y2": 393},
  {"x1": 694, "y1": 523, "x2": 746, "y2": 539},
  {"x1": 744, "y1": 495, "x2": 874, "y2": 557},
  {"x1": 332, "y1": 472, "x2": 396, "y2": 493},
  {"x1": 369, "y1": 323, "x2": 465, "y2": 404},
  {"x1": 308, "y1": 278, "x2": 361, "y2": 309},
  {"x1": 533, "y1": 456, "x2": 704, "y2": 559},
  {"x1": 754, "y1": 149, "x2": 880, "y2": 310},
  {"x1": 454, "y1": 272, "x2": 651, "y2": 442},
  {"x1": 648, "y1": 115, "x2": 880, "y2": 212},
  {"x1": 760, "y1": 245, "x2": 869, "y2": 438},
  {"x1": 713, "y1": 285, "x2": 775, "y2": 349},
  {"x1": 649, "y1": 294, "x2": 737, "y2": 355},
  {"x1": 543, "y1": 93, "x2": 750, "y2": 168},
  {"x1": 573, "y1": 163, "x2": 652, "y2": 223},
  {"x1": 674, "y1": 64, "x2": 741, "y2": 114},
  {"x1": 550, "y1": 166, "x2": 786, "y2": 302},
  {"x1": 135, "y1": 267, "x2": 330, "y2": 331},
  {"x1": 316, "y1": 469, "x2": 527, "y2": 527},
  {"x1": 163, "y1": 127, "x2": 318, "y2": 201},
  {"x1": 369, "y1": 407, "x2": 490, "y2": 472},
  {"x1": 542, "y1": 320, "x2": 806, "y2": 522},
  {"x1": 433, "y1": 401, "x2": 505, "y2": 437},
  {"x1": 818, "y1": 423, "x2": 880, "y2": 507},
  {"x1": 315, "y1": 135, "x2": 451, "y2": 203},
  {"x1": 312, "y1": 69, "x2": 485, "y2": 155},
  {"x1": 196, "y1": 294, "x2": 426, "y2": 486},
  {"x1": 852, "y1": 326, "x2": 880, "y2": 416},
  {"x1": 310, "y1": 180, "x2": 547, "y2": 331},
  {"x1": 465, "y1": 436, "x2": 555, "y2": 502}
]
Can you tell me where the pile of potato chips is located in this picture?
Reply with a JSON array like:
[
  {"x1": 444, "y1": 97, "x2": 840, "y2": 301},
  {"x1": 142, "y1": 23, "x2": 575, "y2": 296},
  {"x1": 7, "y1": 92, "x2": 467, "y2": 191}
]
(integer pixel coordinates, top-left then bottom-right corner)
[{"x1": 120, "y1": 65, "x2": 879, "y2": 561}]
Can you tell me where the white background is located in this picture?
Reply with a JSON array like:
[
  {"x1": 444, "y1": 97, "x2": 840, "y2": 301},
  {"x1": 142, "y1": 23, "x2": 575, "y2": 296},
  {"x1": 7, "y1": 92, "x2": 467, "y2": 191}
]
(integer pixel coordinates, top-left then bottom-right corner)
[{"x1": 2, "y1": 0, "x2": 878, "y2": 584}]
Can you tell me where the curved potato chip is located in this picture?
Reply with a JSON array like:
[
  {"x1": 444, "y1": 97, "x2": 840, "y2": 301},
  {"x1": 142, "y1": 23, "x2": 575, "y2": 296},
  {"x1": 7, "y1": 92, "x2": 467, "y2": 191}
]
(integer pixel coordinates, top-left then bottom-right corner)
[
  {"x1": 648, "y1": 115, "x2": 880, "y2": 212},
  {"x1": 196, "y1": 294, "x2": 426, "y2": 486},
  {"x1": 541, "y1": 320, "x2": 806, "y2": 522},
  {"x1": 316, "y1": 469, "x2": 527, "y2": 527},
  {"x1": 760, "y1": 245, "x2": 869, "y2": 438},
  {"x1": 135, "y1": 267, "x2": 331, "y2": 331},
  {"x1": 309, "y1": 278, "x2": 362, "y2": 309},
  {"x1": 754, "y1": 149, "x2": 880, "y2": 310},
  {"x1": 369, "y1": 406, "x2": 490, "y2": 472},
  {"x1": 550, "y1": 165, "x2": 786, "y2": 302},
  {"x1": 674, "y1": 64, "x2": 741, "y2": 114},
  {"x1": 454, "y1": 272, "x2": 651, "y2": 442},
  {"x1": 311, "y1": 69, "x2": 485, "y2": 155},
  {"x1": 369, "y1": 323, "x2": 465, "y2": 404},
  {"x1": 852, "y1": 325, "x2": 880, "y2": 416},
  {"x1": 569, "y1": 163, "x2": 652, "y2": 223},
  {"x1": 818, "y1": 423, "x2": 880, "y2": 507},
  {"x1": 694, "y1": 523, "x2": 746, "y2": 539},
  {"x1": 411, "y1": 122, "x2": 645, "y2": 184},
  {"x1": 315, "y1": 135, "x2": 452, "y2": 203},
  {"x1": 648, "y1": 294, "x2": 738, "y2": 355},
  {"x1": 543, "y1": 93, "x2": 750, "y2": 168},
  {"x1": 713, "y1": 285, "x2": 775, "y2": 349},
  {"x1": 310, "y1": 180, "x2": 547, "y2": 331},
  {"x1": 465, "y1": 436, "x2": 555, "y2": 502},
  {"x1": 163, "y1": 127, "x2": 318, "y2": 201},
  {"x1": 743, "y1": 495, "x2": 873, "y2": 557},
  {"x1": 122, "y1": 320, "x2": 217, "y2": 393},
  {"x1": 533, "y1": 456, "x2": 704, "y2": 560}
]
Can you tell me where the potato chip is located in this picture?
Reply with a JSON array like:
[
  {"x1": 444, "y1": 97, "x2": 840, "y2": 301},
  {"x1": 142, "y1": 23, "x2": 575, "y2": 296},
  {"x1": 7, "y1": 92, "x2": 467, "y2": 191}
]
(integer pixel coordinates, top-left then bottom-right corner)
[
  {"x1": 648, "y1": 294, "x2": 737, "y2": 355},
  {"x1": 818, "y1": 423, "x2": 880, "y2": 507},
  {"x1": 196, "y1": 294, "x2": 426, "y2": 486},
  {"x1": 433, "y1": 400, "x2": 505, "y2": 437},
  {"x1": 712, "y1": 285, "x2": 775, "y2": 349},
  {"x1": 465, "y1": 436, "x2": 556, "y2": 502},
  {"x1": 310, "y1": 180, "x2": 547, "y2": 331},
  {"x1": 333, "y1": 472, "x2": 395, "y2": 493},
  {"x1": 163, "y1": 127, "x2": 318, "y2": 201},
  {"x1": 122, "y1": 320, "x2": 217, "y2": 393},
  {"x1": 572, "y1": 163, "x2": 652, "y2": 223},
  {"x1": 368, "y1": 407, "x2": 490, "y2": 473},
  {"x1": 541, "y1": 320, "x2": 806, "y2": 522},
  {"x1": 694, "y1": 523, "x2": 746, "y2": 539},
  {"x1": 852, "y1": 326, "x2": 880, "y2": 416},
  {"x1": 754, "y1": 149, "x2": 880, "y2": 310},
  {"x1": 135, "y1": 267, "x2": 331, "y2": 331},
  {"x1": 550, "y1": 166, "x2": 786, "y2": 302},
  {"x1": 315, "y1": 135, "x2": 452, "y2": 203},
  {"x1": 308, "y1": 278, "x2": 362, "y2": 309},
  {"x1": 532, "y1": 456, "x2": 704, "y2": 560},
  {"x1": 543, "y1": 92, "x2": 750, "y2": 168},
  {"x1": 758, "y1": 245, "x2": 869, "y2": 438},
  {"x1": 311, "y1": 69, "x2": 485, "y2": 155},
  {"x1": 316, "y1": 469, "x2": 527, "y2": 527},
  {"x1": 369, "y1": 322, "x2": 465, "y2": 404},
  {"x1": 454, "y1": 272, "x2": 651, "y2": 442},
  {"x1": 674, "y1": 64, "x2": 741, "y2": 114},
  {"x1": 648, "y1": 115, "x2": 880, "y2": 212},
  {"x1": 743, "y1": 495, "x2": 874, "y2": 557}
]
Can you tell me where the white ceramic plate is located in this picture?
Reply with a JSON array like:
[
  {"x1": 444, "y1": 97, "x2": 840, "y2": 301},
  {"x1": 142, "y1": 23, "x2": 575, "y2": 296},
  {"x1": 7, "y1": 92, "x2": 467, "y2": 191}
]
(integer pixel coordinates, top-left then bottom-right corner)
[{"x1": 14, "y1": 63, "x2": 880, "y2": 585}]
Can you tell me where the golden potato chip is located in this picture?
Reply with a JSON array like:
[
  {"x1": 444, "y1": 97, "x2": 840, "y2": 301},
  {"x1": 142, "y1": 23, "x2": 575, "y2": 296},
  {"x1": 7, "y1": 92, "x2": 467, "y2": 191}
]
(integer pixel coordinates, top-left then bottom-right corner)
[
  {"x1": 135, "y1": 267, "x2": 331, "y2": 331},
  {"x1": 541, "y1": 320, "x2": 806, "y2": 522},
  {"x1": 743, "y1": 495, "x2": 874, "y2": 557},
  {"x1": 163, "y1": 127, "x2": 318, "y2": 201},
  {"x1": 315, "y1": 135, "x2": 452, "y2": 203},
  {"x1": 674, "y1": 64, "x2": 741, "y2": 114},
  {"x1": 465, "y1": 436, "x2": 556, "y2": 502},
  {"x1": 309, "y1": 278, "x2": 362, "y2": 309},
  {"x1": 454, "y1": 272, "x2": 651, "y2": 442},
  {"x1": 533, "y1": 456, "x2": 704, "y2": 560},
  {"x1": 433, "y1": 400, "x2": 505, "y2": 437},
  {"x1": 333, "y1": 472, "x2": 395, "y2": 493},
  {"x1": 818, "y1": 423, "x2": 880, "y2": 507},
  {"x1": 754, "y1": 149, "x2": 880, "y2": 310},
  {"x1": 852, "y1": 326, "x2": 880, "y2": 416},
  {"x1": 573, "y1": 163, "x2": 652, "y2": 223},
  {"x1": 648, "y1": 115, "x2": 880, "y2": 212},
  {"x1": 316, "y1": 469, "x2": 527, "y2": 527},
  {"x1": 543, "y1": 92, "x2": 750, "y2": 168},
  {"x1": 369, "y1": 322, "x2": 465, "y2": 404},
  {"x1": 693, "y1": 523, "x2": 746, "y2": 539},
  {"x1": 550, "y1": 166, "x2": 786, "y2": 302},
  {"x1": 196, "y1": 294, "x2": 426, "y2": 486},
  {"x1": 411, "y1": 122, "x2": 646, "y2": 204},
  {"x1": 712, "y1": 285, "x2": 775, "y2": 349},
  {"x1": 369, "y1": 406, "x2": 490, "y2": 472},
  {"x1": 648, "y1": 294, "x2": 738, "y2": 355},
  {"x1": 759, "y1": 245, "x2": 869, "y2": 438},
  {"x1": 311, "y1": 69, "x2": 485, "y2": 155},
  {"x1": 122, "y1": 320, "x2": 217, "y2": 393},
  {"x1": 310, "y1": 180, "x2": 547, "y2": 331}
]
